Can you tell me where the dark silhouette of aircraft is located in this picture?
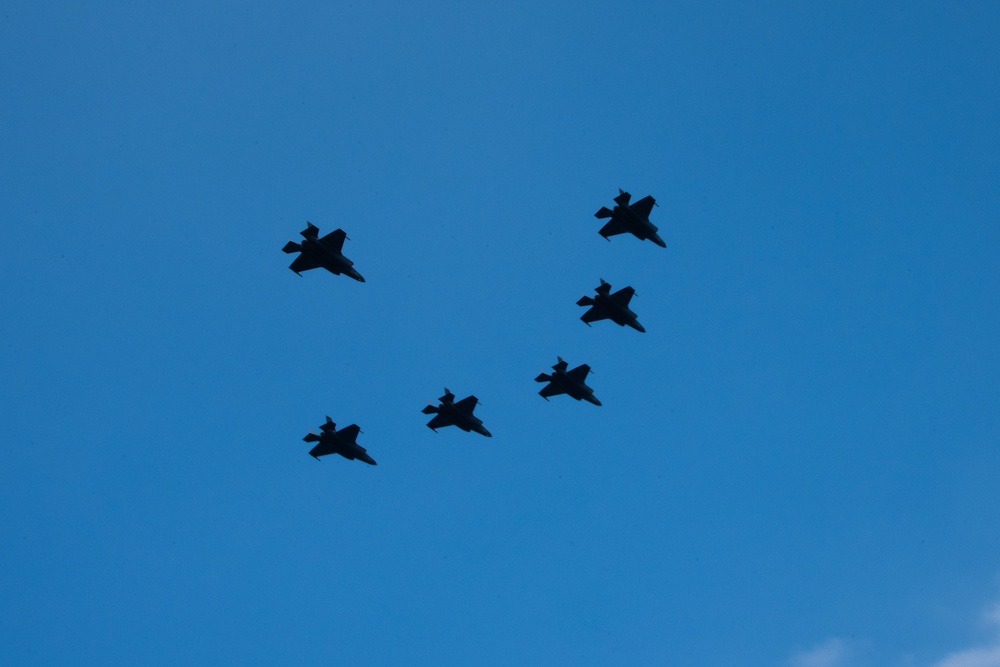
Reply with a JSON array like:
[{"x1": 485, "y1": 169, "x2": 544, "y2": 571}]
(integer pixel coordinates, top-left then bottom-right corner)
[
  {"x1": 302, "y1": 416, "x2": 376, "y2": 464},
  {"x1": 282, "y1": 222, "x2": 365, "y2": 282},
  {"x1": 594, "y1": 189, "x2": 665, "y2": 247},
  {"x1": 577, "y1": 279, "x2": 645, "y2": 332},
  {"x1": 535, "y1": 357, "x2": 602, "y2": 406},
  {"x1": 422, "y1": 388, "x2": 492, "y2": 437}
]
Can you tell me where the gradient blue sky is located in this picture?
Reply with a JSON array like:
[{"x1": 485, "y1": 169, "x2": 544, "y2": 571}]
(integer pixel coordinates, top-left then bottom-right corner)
[{"x1": 3, "y1": 2, "x2": 999, "y2": 665}]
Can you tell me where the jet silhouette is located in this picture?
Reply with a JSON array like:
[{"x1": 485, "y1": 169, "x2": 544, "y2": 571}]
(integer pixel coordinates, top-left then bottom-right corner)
[
  {"x1": 594, "y1": 189, "x2": 665, "y2": 247},
  {"x1": 282, "y1": 222, "x2": 365, "y2": 282},
  {"x1": 577, "y1": 279, "x2": 645, "y2": 333},
  {"x1": 302, "y1": 416, "x2": 376, "y2": 464},
  {"x1": 422, "y1": 388, "x2": 492, "y2": 437},
  {"x1": 535, "y1": 357, "x2": 602, "y2": 406}
]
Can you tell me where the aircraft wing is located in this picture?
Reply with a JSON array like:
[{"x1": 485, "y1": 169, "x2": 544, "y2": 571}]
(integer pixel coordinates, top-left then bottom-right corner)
[
  {"x1": 338, "y1": 424, "x2": 361, "y2": 443},
  {"x1": 309, "y1": 440, "x2": 342, "y2": 459},
  {"x1": 567, "y1": 364, "x2": 591, "y2": 383},
  {"x1": 599, "y1": 219, "x2": 628, "y2": 238},
  {"x1": 580, "y1": 307, "x2": 609, "y2": 324},
  {"x1": 539, "y1": 383, "x2": 566, "y2": 399},
  {"x1": 630, "y1": 195, "x2": 655, "y2": 219},
  {"x1": 455, "y1": 395, "x2": 479, "y2": 413},
  {"x1": 427, "y1": 413, "x2": 454, "y2": 430},
  {"x1": 320, "y1": 228, "x2": 347, "y2": 253},
  {"x1": 289, "y1": 254, "x2": 322, "y2": 273},
  {"x1": 611, "y1": 286, "x2": 635, "y2": 307}
]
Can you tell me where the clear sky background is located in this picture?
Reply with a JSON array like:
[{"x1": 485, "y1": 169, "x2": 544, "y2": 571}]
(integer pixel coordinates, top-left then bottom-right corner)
[{"x1": 2, "y1": 2, "x2": 999, "y2": 665}]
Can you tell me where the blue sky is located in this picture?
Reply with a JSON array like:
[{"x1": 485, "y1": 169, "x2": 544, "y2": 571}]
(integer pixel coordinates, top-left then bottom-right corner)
[{"x1": 2, "y1": 1, "x2": 999, "y2": 665}]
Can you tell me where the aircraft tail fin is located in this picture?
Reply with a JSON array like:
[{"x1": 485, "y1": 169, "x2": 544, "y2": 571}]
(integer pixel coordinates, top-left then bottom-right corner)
[
  {"x1": 282, "y1": 241, "x2": 301, "y2": 254},
  {"x1": 595, "y1": 207, "x2": 613, "y2": 219},
  {"x1": 421, "y1": 404, "x2": 439, "y2": 415},
  {"x1": 303, "y1": 431, "x2": 321, "y2": 443}
]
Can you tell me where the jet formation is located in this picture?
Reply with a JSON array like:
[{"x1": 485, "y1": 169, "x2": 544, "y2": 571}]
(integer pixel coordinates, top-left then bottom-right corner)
[
  {"x1": 303, "y1": 416, "x2": 377, "y2": 465},
  {"x1": 595, "y1": 189, "x2": 665, "y2": 248},
  {"x1": 288, "y1": 187, "x2": 661, "y2": 461},
  {"x1": 283, "y1": 222, "x2": 365, "y2": 282},
  {"x1": 577, "y1": 279, "x2": 645, "y2": 333},
  {"x1": 535, "y1": 357, "x2": 602, "y2": 406}
]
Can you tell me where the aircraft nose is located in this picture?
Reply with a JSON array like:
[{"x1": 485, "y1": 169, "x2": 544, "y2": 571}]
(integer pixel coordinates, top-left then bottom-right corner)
[
  {"x1": 633, "y1": 322, "x2": 646, "y2": 333},
  {"x1": 588, "y1": 395, "x2": 603, "y2": 406}
]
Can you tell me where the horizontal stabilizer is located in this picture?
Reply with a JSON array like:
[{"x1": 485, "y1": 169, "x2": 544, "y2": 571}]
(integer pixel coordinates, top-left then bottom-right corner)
[
  {"x1": 282, "y1": 241, "x2": 301, "y2": 254},
  {"x1": 303, "y1": 431, "x2": 321, "y2": 443},
  {"x1": 614, "y1": 190, "x2": 631, "y2": 206},
  {"x1": 300, "y1": 222, "x2": 319, "y2": 239},
  {"x1": 421, "y1": 404, "x2": 438, "y2": 415},
  {"x1": 534, "y1": 373, "x2": 551, "y2": 383},
  {"x1": 320, "y1": 416, "x2": 336, "y2": 433},
  {"x1": 576, "y1": 296, "x2": 594, "y2": 307},
  {"x1": 595, "y1": 206, "x2": 613, "y2": 219}
]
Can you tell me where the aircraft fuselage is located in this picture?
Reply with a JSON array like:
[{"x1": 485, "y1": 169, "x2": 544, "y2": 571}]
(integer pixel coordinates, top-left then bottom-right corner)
[
  {"x1": 550, "y1": 372, "x2": 602, "y2": 406},
  {"x1": 613, "y1": 206, "x2": 665, "y2": 247},
  {"x1": 309, "y1": 432, "x2": 376, "y2": 465},
  {"x1": 300, "y1": 238, "x2": 365, "y2": 282},
  {"x1": 594, "y1": 293, "x2": 645, "y2": 332},
  {"x1": 439, "y1": 402, "x2": 492, "y2": 437}
]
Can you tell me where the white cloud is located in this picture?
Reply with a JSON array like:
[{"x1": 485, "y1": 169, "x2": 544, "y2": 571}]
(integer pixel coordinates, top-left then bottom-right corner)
[
  {"x1": 932, "y1": 604, "x2": 1000, "y2": 667},
  {"x1": 789, "y1": 638, "x2": 850, "y2": 667},
  {"x1": 933, "y1": 646, "x2": 1000, "y2": 667},
  {"x1": 787, "y1": 597, "x2": 1000, "y2": 667}
]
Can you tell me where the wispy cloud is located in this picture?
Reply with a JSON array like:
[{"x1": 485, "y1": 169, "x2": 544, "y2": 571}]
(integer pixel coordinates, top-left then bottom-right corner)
[
  {"x1": 788, "y1": 601, "x2": 1000, "y2": 667},
  {"x1": 932, "y1": 604, "x2": 1000, "y2": 667},
  {"x1": 788, "y1": 638, "x2": 851, "y2": 667}
]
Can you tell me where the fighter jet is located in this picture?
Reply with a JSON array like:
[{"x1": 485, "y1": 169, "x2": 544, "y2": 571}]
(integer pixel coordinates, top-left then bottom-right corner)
[
  {"x1": 302, "y1": 416, "x2": 377, "y2": 464},
  {"x1": 422, "y1": 388, "x2": 492, "y2": 437},
  {"x1": 594, "y1": 189, "x2": 665, "y2": 247},
  {"x1": 282, "y1": 222, "x2": 365, "y2": 282},
  {"x1": 577, "y1": 279, "x2": 645, "y2": 333},
  {"x1": 535, "y1": 357, "x2": 602, "y2": 406}
]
